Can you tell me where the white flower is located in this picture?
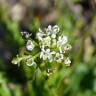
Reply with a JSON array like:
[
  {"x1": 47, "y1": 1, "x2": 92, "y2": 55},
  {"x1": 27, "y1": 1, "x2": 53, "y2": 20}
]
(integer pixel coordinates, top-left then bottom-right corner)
[
  {"x1": 57, "y1": 35, "x2": 68, "y2": 53},
  {"x1": 57, "y1": 35, "x2": 68, "y2": 48},
  {"x1": 64, "y1": 44, "x2": 72, "y2": 51},
  {"x1": 26, "y1": 58, "x2": 36, "y2": 66},
  {"x1": 26, "y1": 40, "x2": 35, "y2": 51},
  {"x1": 40, "y1": 47, "x2": 55, "y2": 62},
  {"x1": 59, "y1": 44, "x2": 72, "y2": 53},
  {"x1": 55, "y1": 53, "x2": 64, "y2": 63},
  {"x1": 36, "y1": 28, "x2": 46, "y2": 41},
  {"x1": 47, "y1": 25, "x2": 52, "y2": 35},
  {"x1": 51, "y1": 34, "x2": 56, "y2": 39},
  {"x1": 21, "y1": 31, "x2": 32, "y2": 38},
  {"x1": 40, "y1": 48, "x2": 50, "y2": 60},
  {"x1": 36, "y1": 32, "x2": 45, "y2": 41},
  {"x1": 46, "y1": 25, "x2": 60, "y2": 38},
  {"x1": 64, "y1": 57, "x2": 71, "y2": 66},
  {"x1": 25, "y1": 33, "x2": 32, "y2": 39},
  {"x1": 21, "y1": 31, "x2": 26, "y2": 36},
  {"x1": 53, "y1": 25, "x2": 60, "y2": 33},
  {"x1": 41, "y1": 36, "x2": 51, "y2": 47}
]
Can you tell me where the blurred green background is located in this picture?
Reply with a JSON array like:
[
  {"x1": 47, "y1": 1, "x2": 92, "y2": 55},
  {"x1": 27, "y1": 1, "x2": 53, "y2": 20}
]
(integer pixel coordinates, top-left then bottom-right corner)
[{"x1": 0, "y1": 0, "x2": 96, "y2": 96}]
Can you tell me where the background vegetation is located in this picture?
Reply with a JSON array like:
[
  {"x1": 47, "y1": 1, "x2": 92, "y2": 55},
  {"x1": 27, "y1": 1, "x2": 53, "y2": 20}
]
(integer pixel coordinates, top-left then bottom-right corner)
[{"x1": 0, "y1": 0, "x2": 96, "y2": 96}]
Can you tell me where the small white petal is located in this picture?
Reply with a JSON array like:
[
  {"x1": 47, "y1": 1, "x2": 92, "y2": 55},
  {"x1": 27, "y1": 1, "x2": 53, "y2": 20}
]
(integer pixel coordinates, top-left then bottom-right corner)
[
  {"x1": 64, "y1": 44, "x2": 72, "y2": 51},
  {"x1": 51, "y1": 51, "x2": 56, "y2": 55},
  {"x1": 42, "y1": 36, "x2": 51, "y2": 47},
  {"x1": 57, "y1": 35, "x2": 68, "y2": 49},
  {"x1": 21, "y1": 31, "x2": 32, "y2": 38},
  {"x1": 48, "y1": 25, "x2": 52, "y2": 30},
  {"x1": 26, "y1": 40, "x2": 35, "y2": 51},
  {"x1": 39, "y1": 28, "x2": 42, "y2": 32},
  {"x1": 55, "y1": 53, "x2": 64, "y2": 63},
  {"x1": 46, "y1": 49, "x2": 50, "y2": 53},
  {"x1": 64, "y1": 58, "x2": 71, "y2": 66},
  {"x1": 51, "y1": 34, "x2": 56, "y2": 38},
  {"x1": 36, "y1": 32, "x2": 46, "y2": 41},
  {"x1": 53, "y1": 25, "x2": 60, "y2": 33}
]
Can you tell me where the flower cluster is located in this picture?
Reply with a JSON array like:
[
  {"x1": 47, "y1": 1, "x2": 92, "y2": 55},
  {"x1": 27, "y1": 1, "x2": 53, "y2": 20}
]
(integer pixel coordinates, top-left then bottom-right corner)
[
  {"x1": 12, "y1": 25, "x2": 72, "y2": 74},
  {"x1": 37, "y1": 25, "x2": 72, "y2": 66}
]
